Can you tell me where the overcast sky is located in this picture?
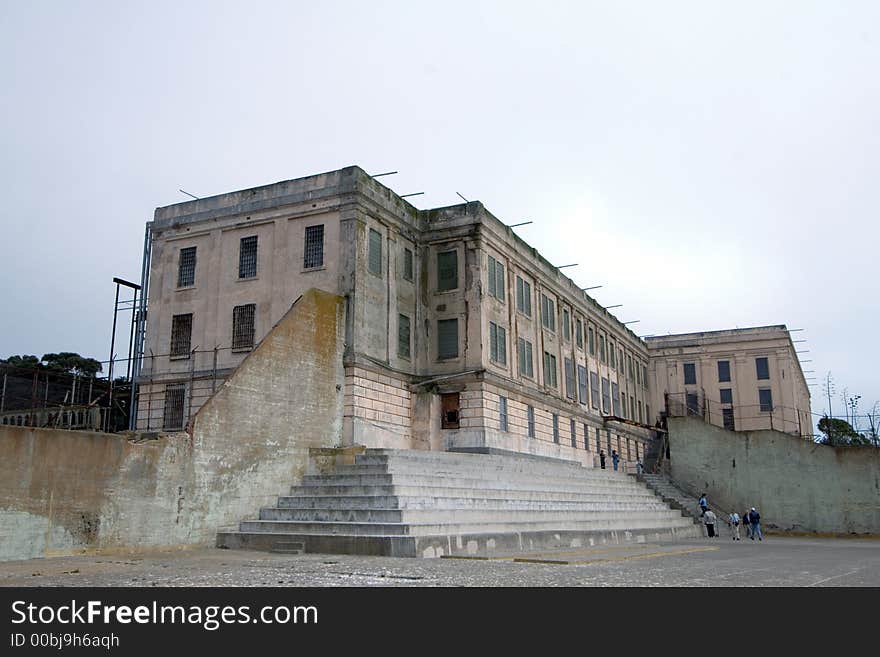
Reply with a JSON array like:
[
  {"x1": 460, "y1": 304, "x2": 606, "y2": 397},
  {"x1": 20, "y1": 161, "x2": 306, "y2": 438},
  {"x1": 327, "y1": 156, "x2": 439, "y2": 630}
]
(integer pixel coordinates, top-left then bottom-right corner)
[{"x1": 1, "y1": 1, "x2": 877, "y2": 427}]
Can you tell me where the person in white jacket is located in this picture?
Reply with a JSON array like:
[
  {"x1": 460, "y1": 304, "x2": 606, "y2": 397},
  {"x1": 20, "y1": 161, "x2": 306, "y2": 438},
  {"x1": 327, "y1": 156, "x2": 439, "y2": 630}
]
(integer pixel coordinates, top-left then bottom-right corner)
[
  {"x1": 703, "y1": 508, "x2": 718, "y2": 538},
  {"x1": 727, "y1": 511, "x2": 741, "y2": 540}
]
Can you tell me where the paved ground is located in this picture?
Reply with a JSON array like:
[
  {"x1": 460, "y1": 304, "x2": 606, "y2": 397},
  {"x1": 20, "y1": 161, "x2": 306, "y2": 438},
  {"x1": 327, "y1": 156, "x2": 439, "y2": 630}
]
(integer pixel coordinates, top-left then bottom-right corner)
[{"x1": 1, "y1": 535, "x2": 877, "y2": 587}]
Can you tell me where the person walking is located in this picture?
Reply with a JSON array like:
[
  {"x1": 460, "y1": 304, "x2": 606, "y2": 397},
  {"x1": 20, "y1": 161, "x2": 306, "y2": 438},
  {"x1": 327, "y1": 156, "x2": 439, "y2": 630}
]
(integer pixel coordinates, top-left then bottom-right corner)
[
  {"x1": 636, "y1": 458, "x2": 644, "y2": 475},
  {"x1": 599, "y1": 450, "x2": 606, "y2": 469},
  {"x1": 698, "y1": 493, "x2": 708, "y2": 517},
  {"x1": 728, "y1": 510, "x2": 741, "y2": 540},
  {"x1": 703, "y1": 508, "x2": 718, "y2": 538},
  {"x1": 748, "y1": 507, "x2": 763, "y2": 541},
  {"x1": 611, "y1": 450, "x2": 620, "y2": 471},
  {"x1": 743, "y1": 509, "x2": 753, "y2": 539}
]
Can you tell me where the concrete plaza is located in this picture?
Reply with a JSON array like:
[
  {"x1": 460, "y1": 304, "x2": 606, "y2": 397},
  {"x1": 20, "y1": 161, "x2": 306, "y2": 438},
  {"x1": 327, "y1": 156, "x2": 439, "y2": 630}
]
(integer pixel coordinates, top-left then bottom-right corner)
[{"x1": 1, "y1": 535, "x2": 877, "y2": 587}]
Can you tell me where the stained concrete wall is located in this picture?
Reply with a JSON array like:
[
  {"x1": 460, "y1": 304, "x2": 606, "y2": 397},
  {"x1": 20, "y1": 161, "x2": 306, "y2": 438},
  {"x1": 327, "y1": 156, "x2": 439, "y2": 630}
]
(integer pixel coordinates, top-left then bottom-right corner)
[
  {"x1": 0, "y1": 289, "x2": 345, "y2": 561},
  {"x1": 668, "y1": 416, "x2": 880, "y2": 534}
]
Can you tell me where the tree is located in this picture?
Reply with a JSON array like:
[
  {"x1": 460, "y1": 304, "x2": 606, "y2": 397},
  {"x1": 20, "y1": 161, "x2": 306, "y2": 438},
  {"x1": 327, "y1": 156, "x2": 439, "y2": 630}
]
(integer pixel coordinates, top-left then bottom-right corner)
[
  {"x1": 1, "y1": 355, "x2": 41, "y2": 369},
  {"x1": 818, "y1": 417, "x2": 870, "y2": 446},
  {"x1": 40, "y1": 352, "x2": 102, "y2": 377}
]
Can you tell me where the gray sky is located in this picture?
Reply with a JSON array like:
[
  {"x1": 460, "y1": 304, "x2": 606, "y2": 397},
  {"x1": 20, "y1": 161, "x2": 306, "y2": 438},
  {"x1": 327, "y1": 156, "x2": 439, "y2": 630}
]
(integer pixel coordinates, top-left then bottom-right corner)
[{"x1": 1, "y1": 1, "x2": 878, "y2": 427}]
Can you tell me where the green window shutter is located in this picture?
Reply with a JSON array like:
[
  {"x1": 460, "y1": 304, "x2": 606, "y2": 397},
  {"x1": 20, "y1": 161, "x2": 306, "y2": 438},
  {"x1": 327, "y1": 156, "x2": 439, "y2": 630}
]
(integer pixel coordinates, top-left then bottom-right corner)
[
  {"x1": 437, "y1": 251, "x2": 458, "y2": 291},
  {"x1": 438, "y1": 318, "x2": 458, "y2": 359}
]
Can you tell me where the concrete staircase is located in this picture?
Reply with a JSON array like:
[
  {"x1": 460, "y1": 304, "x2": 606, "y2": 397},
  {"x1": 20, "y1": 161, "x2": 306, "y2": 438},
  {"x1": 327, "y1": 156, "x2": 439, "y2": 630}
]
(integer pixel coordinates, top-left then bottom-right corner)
[
  {"x1": 639, "y1": 473, "x2": 732, "y2": 536},
  {"x1": 217, "y1": 449, "x2": 703, "y2": 558}
]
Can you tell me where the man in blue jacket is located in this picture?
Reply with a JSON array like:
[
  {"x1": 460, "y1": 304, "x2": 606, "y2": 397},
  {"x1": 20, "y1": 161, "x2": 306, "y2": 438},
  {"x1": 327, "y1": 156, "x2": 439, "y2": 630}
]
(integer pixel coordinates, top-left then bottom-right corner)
[{"x1": 748, "y1": 507, "x2": 763, "y2": 541}]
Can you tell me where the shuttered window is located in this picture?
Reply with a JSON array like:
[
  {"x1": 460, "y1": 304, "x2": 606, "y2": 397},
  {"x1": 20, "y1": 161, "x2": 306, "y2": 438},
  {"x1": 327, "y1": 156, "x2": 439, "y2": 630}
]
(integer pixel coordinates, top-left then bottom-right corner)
[
  {"x1": 437, "y1": 250, "x2": 457, "y2": 291},
  {"x1": 601, "y1": 377, "x2": 611, "y2": 413},
  {"x1": 438, "y1": 319, "x2": 458, "y2": 359},
  {"x1": 398, "y1": 314, "x2": 411, "y2": 359},
  {"x1": 517, "y1": 337, "x2": 534, "y2": 378},
  {"x1": 544, "y1": 352, "x2": 558, "y2": 388},
  {"x1": 487, "y1": 255, "x2": 505, "y2": 302},
  {"x1": 577, "y1": 365, "x2": 588, "y2": 404},
  {"x1": 541, "y1": 295, "x2": 555, "y2": 331},
  {"x1": 563, "y1": 310, "x2": 571, "y2": 341},
  {"x1": 489, "y1": 322, "x2": 507, "y2": 365},
  {"x1": 590, "y1": 371, "x2": 600, "y2": 409},
  {"x1": 564, "y1": 357, "x2": 575, "y2": 400},
  {"x1": 368, "y1": 229, "x2": 382, "y2": 276},
  {"x1": 612, "y1": 382, "x2": 621, "y2": 416},
  {"x1": 516, "y1": 277, "x2": 532, "y2": 316},
  {"x1": 588, "y1": 327, "x2": 595, "y2": 355},
  {"x1": 576, "y1": 319, "x2": 583, "y2": 348}
]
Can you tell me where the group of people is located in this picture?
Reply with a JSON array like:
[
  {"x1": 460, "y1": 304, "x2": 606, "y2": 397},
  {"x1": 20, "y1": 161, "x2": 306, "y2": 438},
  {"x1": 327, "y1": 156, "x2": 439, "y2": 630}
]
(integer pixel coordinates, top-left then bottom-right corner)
[
  {"x1": 597, "y1": 449, "x2": 644, "y2": 474},
  {"x1": 698, "y1": 493, "x2": 763, "y2": 541}
]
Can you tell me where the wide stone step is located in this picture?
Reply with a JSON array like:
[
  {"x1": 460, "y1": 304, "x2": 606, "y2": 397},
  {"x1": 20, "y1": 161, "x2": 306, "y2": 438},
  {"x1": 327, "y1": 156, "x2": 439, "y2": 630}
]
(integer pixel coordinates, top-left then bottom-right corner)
[
  {"x1": 290, "y1": 481, "x2": 652, "y2": 498},
  {"x1": 299, "y1": 473, "x2": 647, "y2": 492},
  {"x1": 259, "y1": 502, "x2": 673, "y2": 522},
  {"x1": 352, "y1": 453, "x2": 605, "y2": 475},
  {"x1": 277, "y1": 490, "x2": 665, "y2": 509}
]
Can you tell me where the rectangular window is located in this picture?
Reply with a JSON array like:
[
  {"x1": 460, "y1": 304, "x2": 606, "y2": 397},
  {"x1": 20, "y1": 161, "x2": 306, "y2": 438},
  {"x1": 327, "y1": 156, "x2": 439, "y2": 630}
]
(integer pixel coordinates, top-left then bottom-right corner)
[
  {"x1": 576, "y1": 319, "x2": 583, "y2": 348},
  {"x1": 570, "y1": 418, "x2": 577, "y2": 448},
  {"x1": 638, "y1": 400, "x2": 644, "y2": 423},
  {"x1": 583, "y1": 423, "x2": 590, "y2": 450},
  {"x1": 718, "y1": 360, "x2": 731, "y2": 383},
  {"x1": 437, "y1": 319, "x2": 459, "y2": 359},
  {"x1": 304, "y1": 225, "x2": 324, "y2": 269},
  {"x1": 756, "y1": 357, "x2": 770, "y2": 380},
  {"x1": 563, "y1": 310, "x2": 571, "y2": 341},
  {"x1": 588, "y1": 327, "x2": 595, "y2": 355},
  {"x1": 170, "y1": 313, "x2": 193, "y2": 358},
  {"x1": 437, "y1": 250, "x2": 457, "y2": 291},
  {"x1": 599, "y1": 335, "x2": 606, "y2": 362},
  {"x1": 564, "y1": 357, "x2": 575, "y2": 400},
  {"x1": 232, "y1": 304, "x2": 256, "y2": 351},
  {"x1": 601, "y1": 377, "x2": 611, "y2": 413},
  {"x1": 577, "y1": 365, "x2": 588, "y2": 404},
  {"x1": 683, "y1": 362, "x2": 696, "y2": 385},
  {"x1": 541, "y1": 295, "x2": 556, "y2": 331},
  {"x1": 722, "y1": 407, "x2": 735, "y2": 430},
  {"x1": 552, "y1": 414, "x2": 560, "y2": 444},
  {"x1": 630, "y1": 395, "x2": 636, "y2": 420},
  {"x1": 720, "y1": 388, "x2": 733, "y2": 405},
  {"x1": 499, "y1": 396, "x2": 508, "y2": 432},
  {"x1": 686, "y1": 393, "x2": 700, "y2": 416},
  {"x1": 489, "y1": 322, "x2": 507, "y2": 366},
  {"x1": 516, "y1": 276, "x2": 532, "y2": 316},
  {"x1": 403, "y1": 248, "x2": 414, "y2": 282},
  {"x1": 517, "y1": 337, "x2": 534, "y2": 378},
  {"x1": 596, "y1": 426, "x2": 601, "y2": 452},
  {"x1": 398, "y1": 314, "x2": 411, "y2": 359},
  {"x1": 759, "y1": 388, "x2": 773, "y2": 412},
  {"x1": 238, "y1": 236, "x2": 258, "y2": 279},
  {"x1": 487, "y1": 255, "x2": 505, "y2": 302},
  {"x1": 646, "y1": 404, "x2": 651, "y2": 424},
  {"x1": 622, "y1": 393, "x2": 628, "y2": 419},
  {"x1": 177, "y1": 247, "x2": 196, "y2": 287},
  {"x1": 612, "y1": 382, "x2": 621, "y2": 416},
  {"x1": 527, "y1": 405, "x2": 535, "y2": 438},
  {"x1": 368, "y1": 229, "x2": 383, "y2": 276},
  {"x1": 628, "y1": 356, "x2": 633, "y2": 380},
  {"x1": 643, "y1": 364, "x2": 648, "y2": 389},
  {"x1": 590, "y1": 371, "x2": 600, "y2": 410},
  {"x1": 543, "y1": 352, "x2": 558, "y2": 388},
  {"x1": 609, "y1": 341, "x2": 616, "y2": 369},
  {"x1": 163, "y1": 384, "x2": 186, "y2": 431}
]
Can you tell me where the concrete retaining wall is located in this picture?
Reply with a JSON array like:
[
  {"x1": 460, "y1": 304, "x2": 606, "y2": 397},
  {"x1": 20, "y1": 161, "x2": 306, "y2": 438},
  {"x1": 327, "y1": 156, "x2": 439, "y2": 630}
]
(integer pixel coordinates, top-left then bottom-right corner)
[
  {"x1": 0, "y1": 289, "x2": 345, "y2": 561},
  {"x1": 668, "y1": 416, "x2": 880, "y2": 534}
]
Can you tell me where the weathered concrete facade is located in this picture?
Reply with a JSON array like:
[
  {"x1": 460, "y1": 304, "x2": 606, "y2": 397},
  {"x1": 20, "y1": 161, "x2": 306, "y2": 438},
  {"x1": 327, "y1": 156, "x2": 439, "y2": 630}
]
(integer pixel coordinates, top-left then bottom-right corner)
[
  {"x1": 646, "y1": 326, "x2": 812, "y2": 437},
  {"x1": 0, "y1": 289, "x2": 345, "y2": 561},
  {"x1": 667, "y1": 416, "x2": 880, "y2": 535},
  {"x1": 137, "y1": 166, "x2": 656, "y2": 470}
]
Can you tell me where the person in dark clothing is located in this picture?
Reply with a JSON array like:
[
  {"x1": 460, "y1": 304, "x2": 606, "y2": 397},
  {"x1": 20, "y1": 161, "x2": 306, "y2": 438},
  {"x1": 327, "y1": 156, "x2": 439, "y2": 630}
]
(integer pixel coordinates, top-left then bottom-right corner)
[
  {"x1": 599, "y1": 451, "x2": 606, "y2": 469},
  {"x1": 748, "y1": 507, "x2": 763, "y2": 541},
  {"x1": 611, "y1": 450, "x2": 620, "y2": 471},
  {"x1": 698, "y1": 493, "x2": 708, "y2": 517}
]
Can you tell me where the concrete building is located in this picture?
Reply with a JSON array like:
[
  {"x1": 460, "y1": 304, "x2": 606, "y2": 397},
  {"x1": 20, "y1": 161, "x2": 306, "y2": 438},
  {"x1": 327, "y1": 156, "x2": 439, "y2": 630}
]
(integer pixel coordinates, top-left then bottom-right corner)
[
  {"x1": 134, "y1": 166, "x2": 656, "y2": 470},
  {"x1": 645, "y1": 326, "x2": 812, "y2": 437},
  {"x1": 133, "y1": 166, "x2": 811, "y2": 470}
]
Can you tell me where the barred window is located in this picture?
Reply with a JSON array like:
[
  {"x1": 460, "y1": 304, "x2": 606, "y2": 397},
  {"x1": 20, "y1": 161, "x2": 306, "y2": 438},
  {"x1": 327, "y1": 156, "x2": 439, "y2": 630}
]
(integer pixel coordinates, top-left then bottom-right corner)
[
  {"x1": 552, "y1": 413, "x2": 560, "y2": 443},
  {"x1": 177, "y1": 247, "x2": 196, "y2": 287},
  {"x1": 527, "y1": 405, "x2": 535, "y2": 438},
  {"x1": 304, "y1": 225, "x2": 324, "y2": 269},
  {"x1": 398, "y1": 314, "x2": 411, "y2": 359},
  {"x1": 590, "y1": 371, "x2": 600, "y2": 410},
  {"x1": 518, "y1": 337, "x2": 534, "y2": 378},
  {"x1": 723, "y1": 407, "x2": 736, "y2": 430},
  {"x1": 516, "y1": 276, "x2": 532, "y2": 316},
  {"x1": 403, "y1": 248, "x2": 414, "y2": 282},
  {"x1": 438, "y1": 319, "x2": 458, "y2": 359},
  {"x1": 239, "y1": 236, "x2": 258, "y2": 279},
  {"x1": 163, "y1": 384, "x2": 186, "y2": 430},
  {"x1": 570, "y1": 418, "x2": 577, "y2": 448},
  {"x1": 489, "y1": 322, "x2": 507, "y2": 365},
  {"x1": 577, "y1": 365, "x2": 588, "y2": 404},
  {"x1": 170, "y1": 313, "x2": 192, "y2": 358},
  {"x1": 437, "y1": 250, "x2": 457, "y2": 291},
  {"x1": 487, "y1": 255, "x2": 505, "y2": 302},
  {"x1": 564, "y1": 357, "x2": 575, "y2": 400},
  {"x1": 612, "y1": 382, "x2": 621, "y2": 416},
  {"x1": 232, "y1": 304, "x2": 256, "y2": 351},
  {"x1": 499, "y1": 396, "x2": 508, "y2": 432},
  {"x1": 541, "y1": 295, "x2": 555, "y2": 331},
  {"x1": 583, "y1": 423, "x2": 589, "y2": 450},
  {"x1": 368, "y1": 229, "x2": 383, "y2": 276},
  {"x1": 543, "y1": 352, "x2": 558, "y2": 388}
]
